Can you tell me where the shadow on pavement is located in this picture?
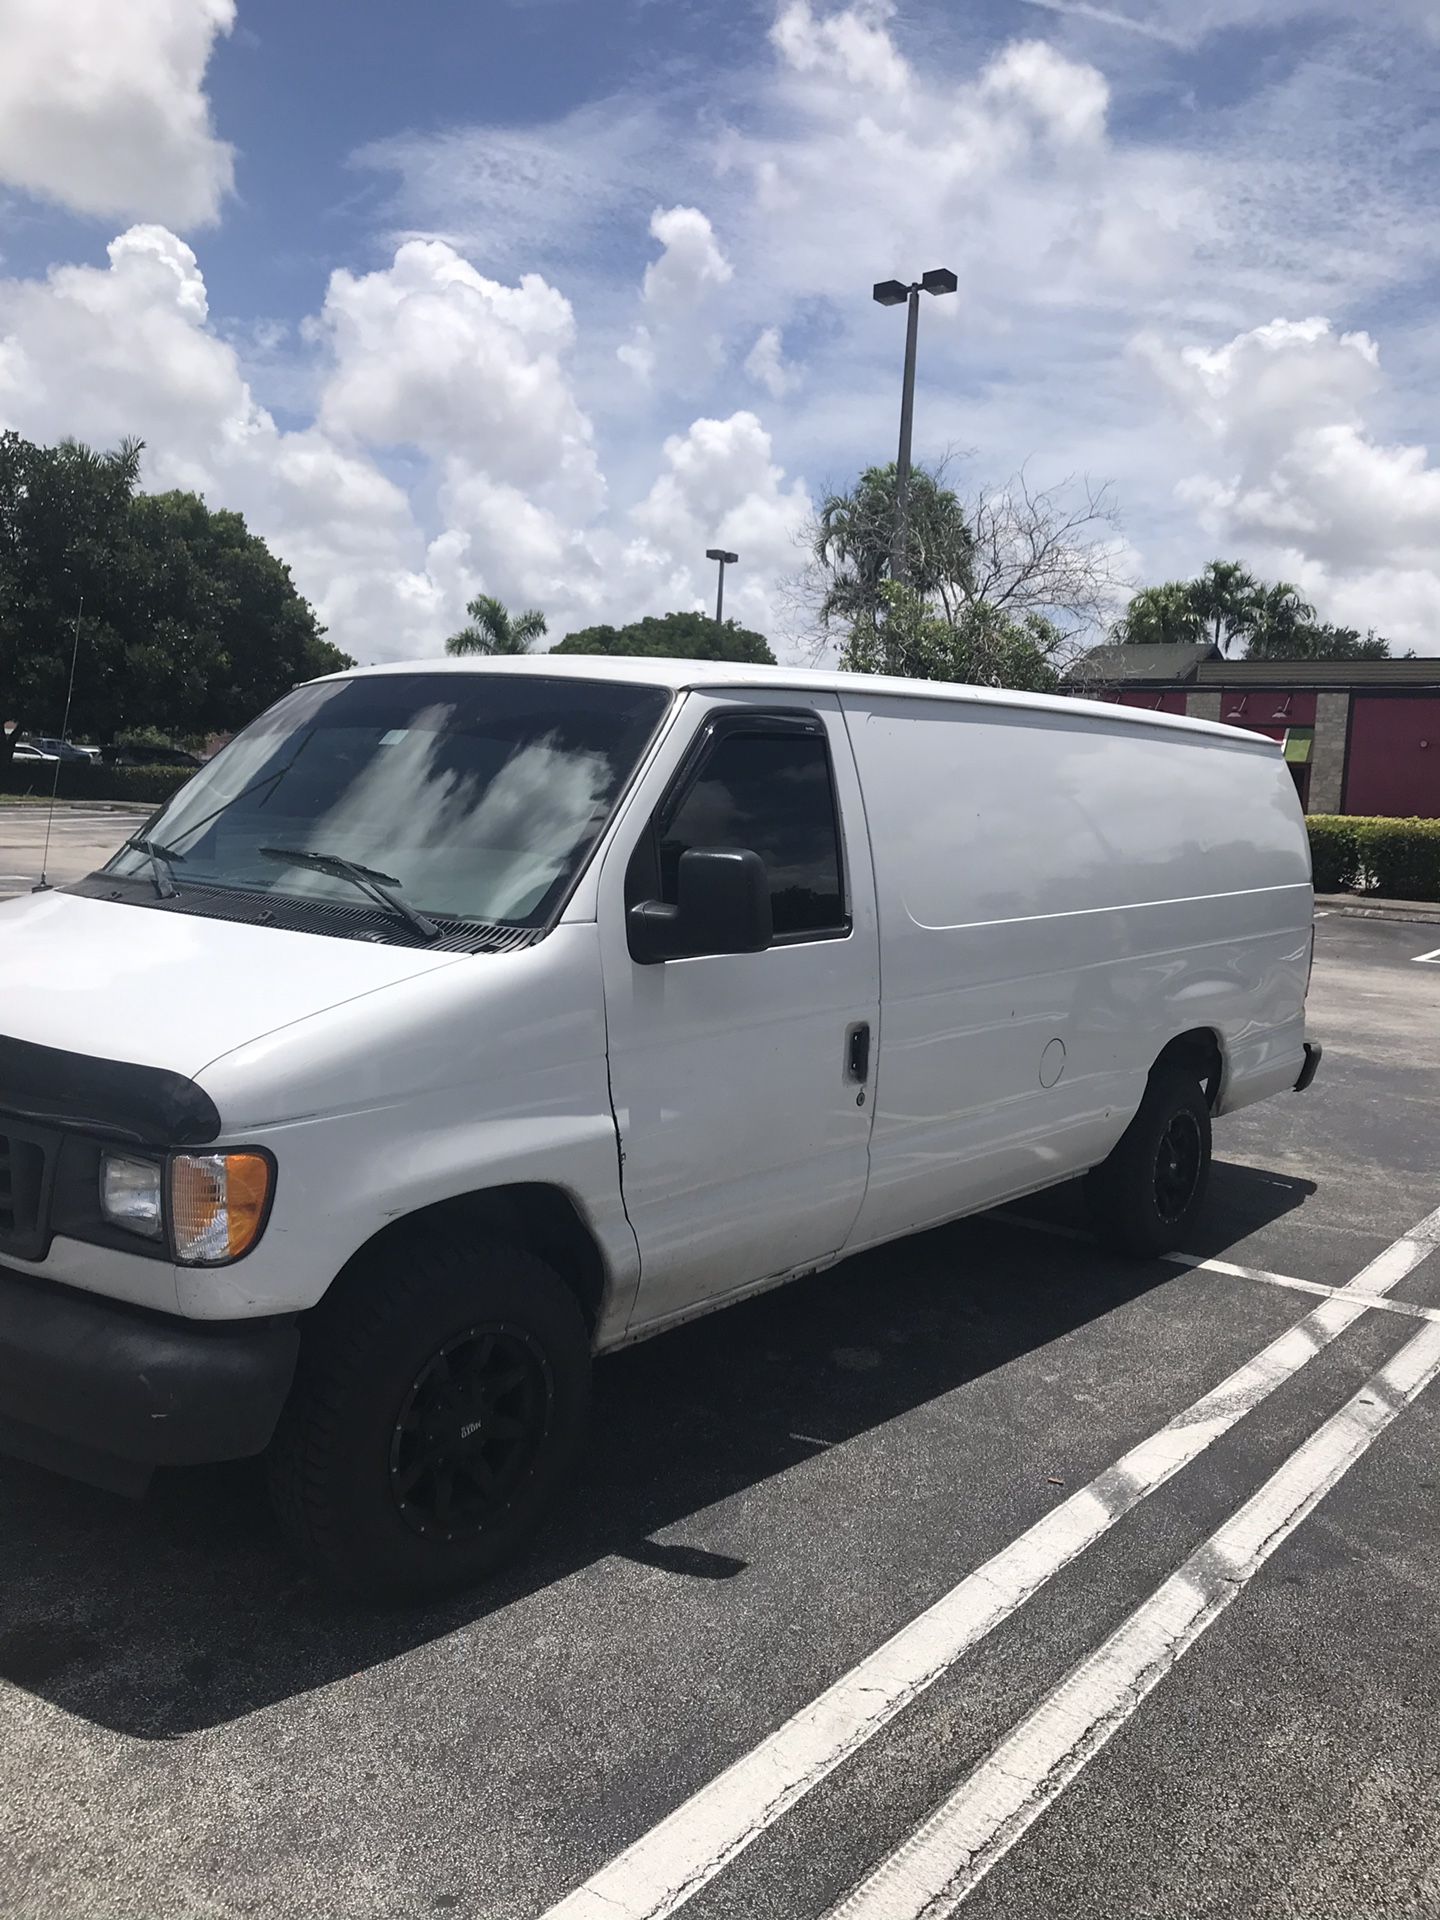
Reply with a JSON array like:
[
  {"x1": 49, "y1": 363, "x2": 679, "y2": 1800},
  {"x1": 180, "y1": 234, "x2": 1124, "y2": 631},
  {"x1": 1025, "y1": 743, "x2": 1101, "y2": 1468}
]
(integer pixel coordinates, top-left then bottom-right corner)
[
  {"x1": 1015, "y1": 1156, "x2": 1316, "y2": 1253},
  {"x1": 0, "y1": 1159, "x2": 1310, "y2": 1740}
]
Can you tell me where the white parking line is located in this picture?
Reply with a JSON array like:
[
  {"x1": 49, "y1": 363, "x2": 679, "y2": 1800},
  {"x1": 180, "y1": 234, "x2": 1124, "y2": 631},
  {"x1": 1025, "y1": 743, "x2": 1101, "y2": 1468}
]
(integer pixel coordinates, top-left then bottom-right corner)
[
  {"x1": 1414, "y1": 947, "x2": 1440, "y2": 966},
  {"x1": 992, "y1": 1210, "x2": 1440, "y2": 1321},
  {"x1": 1175, "y1": 1251, "x2": 1440, "y2": 1322},
  {"x1": 825, "y1": 1313, "x2": 1440, "y2": 1919},
  {"x1": 538, "y1": 1206, "x2": 1440, "y2": 1920}
]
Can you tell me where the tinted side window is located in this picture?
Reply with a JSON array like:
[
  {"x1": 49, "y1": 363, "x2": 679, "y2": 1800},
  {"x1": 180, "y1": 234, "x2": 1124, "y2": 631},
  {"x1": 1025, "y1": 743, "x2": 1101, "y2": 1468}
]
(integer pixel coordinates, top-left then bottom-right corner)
[{"x1": 659, "y1": 731, "x2": 846, "y2": 938}]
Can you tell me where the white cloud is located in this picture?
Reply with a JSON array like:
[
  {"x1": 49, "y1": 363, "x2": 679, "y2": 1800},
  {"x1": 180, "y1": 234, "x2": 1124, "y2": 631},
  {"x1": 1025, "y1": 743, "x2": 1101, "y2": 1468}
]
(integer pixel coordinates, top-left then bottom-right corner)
[
  {"x1": 629, "y1": 412, "x2": 813, "y2": 635},
  {"x1": 616, "y1": 325, "x2": 656, "y2": 382},
  {"x1": 0, "y1": 0, "x2": 235, "y2": 227},
  {"x1": 771, "y1": 0, "x2": 910, "y2": 94},
  {"x1": 640, "y1": 206, "x2": 733, "y2": 312},
  {"x1": 431, "y1": 414, "x2": 815, "y2": 648},
  {"x1": 1140, "y1": 316, "x2": 1440, "y2": 648},
  {"x1": 707, "y1": 16, "x2": 1206, "y2": 374},
  {"x1": 978, "y1": 39, "x2": 1110, "y2": 144},
  {"x1": 0, "y1": 222, "x2": 818, "y2": 660},
  {"x1": 437, "y1": 465, "x2": 607, "y2": 628},
  {"x1": 0, "y1": 228, "x2": 461, "y2": 664},
  {"x1": 617, "y1": 205, "x2": 733, "y2": 389},
  {"x1": 316, "y1": 240, "x2": 602, "y2": 511},
  {"x1": 364, "y1": 4, "x2": 1237, "y2": 499},
  {"x1": 745, "y1": 326, "x2": 799, "y2": 398}
]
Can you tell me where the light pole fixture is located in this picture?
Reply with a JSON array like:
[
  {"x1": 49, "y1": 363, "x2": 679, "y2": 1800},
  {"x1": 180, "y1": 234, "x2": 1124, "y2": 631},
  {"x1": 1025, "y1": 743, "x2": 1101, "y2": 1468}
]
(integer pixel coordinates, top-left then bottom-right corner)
[
  {"x1": 705, "y1": 547, "x2": 739, "y2": 625},
  {"x1": 872, "y1": 267, "x2": 957, "y2": 585}
]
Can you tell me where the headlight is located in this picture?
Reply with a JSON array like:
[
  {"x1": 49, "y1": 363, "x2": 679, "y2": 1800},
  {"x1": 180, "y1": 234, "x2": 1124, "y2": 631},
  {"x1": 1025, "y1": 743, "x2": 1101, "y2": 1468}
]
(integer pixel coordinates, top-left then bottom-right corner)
[
  {"x1": 170, "y1": 1152, "x2": 274, "y2": 1265},
  {"x1": 99, "y1": 1147, "x2": 274, "y2": 1263},
  {"x1": 99, "y1": 1153, "x2": 164, "y2": 1239}
]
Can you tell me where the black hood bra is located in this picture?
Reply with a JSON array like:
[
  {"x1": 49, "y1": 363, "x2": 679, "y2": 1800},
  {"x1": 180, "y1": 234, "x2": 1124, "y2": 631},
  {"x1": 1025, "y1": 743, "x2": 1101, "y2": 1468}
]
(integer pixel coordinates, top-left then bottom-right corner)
[{"x1": 0, "y1": 1034, "x2": 220, "y2": 1148}]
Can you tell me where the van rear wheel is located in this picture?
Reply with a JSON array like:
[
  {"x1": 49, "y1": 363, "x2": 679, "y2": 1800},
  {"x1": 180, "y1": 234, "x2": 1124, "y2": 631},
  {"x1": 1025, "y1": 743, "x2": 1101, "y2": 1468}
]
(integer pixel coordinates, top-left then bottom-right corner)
[
  {"x1": 1085, "y1": 1066, "x2": 1212, "y2": 1258},
  {"x1": 267, "y1": 1236, "x2": 590, "y2": 1596}
]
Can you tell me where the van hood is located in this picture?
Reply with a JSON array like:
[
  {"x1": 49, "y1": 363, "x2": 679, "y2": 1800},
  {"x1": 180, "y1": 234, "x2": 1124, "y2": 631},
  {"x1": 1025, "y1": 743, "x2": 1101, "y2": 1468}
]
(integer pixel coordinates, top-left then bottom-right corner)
[{"x1": 0, "y1": 890, "x2": 461, "y2": 1084}]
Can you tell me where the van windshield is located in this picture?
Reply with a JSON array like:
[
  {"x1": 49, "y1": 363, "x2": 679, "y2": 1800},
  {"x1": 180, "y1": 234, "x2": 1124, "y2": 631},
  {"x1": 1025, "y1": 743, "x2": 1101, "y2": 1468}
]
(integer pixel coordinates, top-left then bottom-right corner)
[{"x1": 102, "y1": 673, "x2": 671, "y2": 930}]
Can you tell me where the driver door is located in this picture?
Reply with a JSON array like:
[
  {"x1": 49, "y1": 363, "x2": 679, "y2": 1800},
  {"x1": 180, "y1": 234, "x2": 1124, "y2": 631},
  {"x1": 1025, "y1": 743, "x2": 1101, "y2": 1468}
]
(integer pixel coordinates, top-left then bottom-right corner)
[{"x1": 597, "y1": 692, "x2": 880, "y2": 1332}]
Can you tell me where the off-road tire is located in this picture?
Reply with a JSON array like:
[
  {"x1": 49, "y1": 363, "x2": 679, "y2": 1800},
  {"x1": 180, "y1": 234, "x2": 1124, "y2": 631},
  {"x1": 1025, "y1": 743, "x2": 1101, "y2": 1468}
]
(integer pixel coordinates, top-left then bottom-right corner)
[
  {"x1": 1085, "y1": 1066, "x2": 1212, "y2": 1258},
  {"x1": 267, "y1": 1235, "x2": 590, "y2": 1596}
]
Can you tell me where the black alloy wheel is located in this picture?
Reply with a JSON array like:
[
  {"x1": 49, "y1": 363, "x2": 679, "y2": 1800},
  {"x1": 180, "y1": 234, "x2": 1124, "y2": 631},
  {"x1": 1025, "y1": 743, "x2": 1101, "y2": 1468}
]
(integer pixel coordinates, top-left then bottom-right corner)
[
  {"x1": 267, "y1": 1236, "x2": 591, "y2": 1595},
  {"x1": 1153, "y1": 1111, "x2": 1204, "y2": 1224},
  {"x1": 389, "y1": 1322, "x2": 553, "y2": 1540},
  {"x1": 1085, "y1": 1064, "x2": 1213, "y2": 1257}
]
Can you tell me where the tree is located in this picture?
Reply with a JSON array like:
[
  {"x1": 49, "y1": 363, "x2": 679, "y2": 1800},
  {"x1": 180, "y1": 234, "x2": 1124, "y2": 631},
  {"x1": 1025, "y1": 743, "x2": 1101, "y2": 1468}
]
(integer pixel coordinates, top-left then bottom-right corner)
[
  {"x1": 813, "y1": 465, "x2": 974, "y2": 631},
  {"x1": 839, "y1": 583, "x2": 1063, "y2": 693},
  {"x1": 551, "y1": 610, "x2": 776, "y2": 664},
  {"x1": 0, "y1": 431, "x2": 350, "y2": 774},
  {"x1": 807, "y1": 462, "x2": 1122, "y2": 644},
  {"x1": 1109, "y1": 580, "x2": 1206, "y2": 647},
  {"x1": 1242, "y1": 578, "x2": 1315, "y2": 657},
  {"x1": 802, "y1": 461, "x2": 1116, "y2": 689},
  {"x1": 446, "y1": 595, "x2": 547, "y2": 656},
  {"x1": 961, "y1": 471, "x2": 1125, "y2": 631},
  {"x1": 1246, "y1": 620, "x2": 1395, "y2": 662},
  {"x1": 1111, "y1": 560, "x2": 1404, "y2": 663},
  {"x1": 1189, "y1": 559, "x2": 1260, "y2": 654}
]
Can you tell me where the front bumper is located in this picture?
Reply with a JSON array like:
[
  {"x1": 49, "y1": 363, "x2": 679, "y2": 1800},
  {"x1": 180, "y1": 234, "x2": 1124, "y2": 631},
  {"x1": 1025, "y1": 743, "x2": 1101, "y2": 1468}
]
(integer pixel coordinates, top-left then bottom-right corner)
[
  {"x1": 0, "y1": 1262, "x2": 298, "y2": 1494},
  {"x1": 1294, "y1": 1041, "x2": 1323, "y2": 1093}
]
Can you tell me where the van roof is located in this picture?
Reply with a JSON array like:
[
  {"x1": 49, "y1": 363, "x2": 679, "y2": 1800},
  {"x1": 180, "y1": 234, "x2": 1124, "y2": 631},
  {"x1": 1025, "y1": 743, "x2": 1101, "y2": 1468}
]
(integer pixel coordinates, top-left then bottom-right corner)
[{"x1": 329, "y1": 653, "x2": 1275, "y2": 750}]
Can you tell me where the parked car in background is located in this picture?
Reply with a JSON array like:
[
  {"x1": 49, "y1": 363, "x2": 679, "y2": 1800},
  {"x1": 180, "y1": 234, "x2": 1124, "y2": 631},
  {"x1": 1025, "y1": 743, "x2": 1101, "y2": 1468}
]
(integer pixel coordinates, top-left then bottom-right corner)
[
  {"x1": 101, "y1": 741, "x2": 203, "y2": 769},
  {"x1": 10, "y1": 742, "x2": 58, "y2": 763},
  {"x1": 31, "y1": 737, "x2": 94, "y2": 762}
]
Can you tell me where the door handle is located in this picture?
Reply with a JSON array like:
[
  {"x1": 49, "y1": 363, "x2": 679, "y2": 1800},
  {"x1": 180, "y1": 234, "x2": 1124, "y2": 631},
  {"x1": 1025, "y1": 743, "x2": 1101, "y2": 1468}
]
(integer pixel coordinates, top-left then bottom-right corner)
[{"x1": 846, "y1": 1021, "x2": 871, "y2": 1082}]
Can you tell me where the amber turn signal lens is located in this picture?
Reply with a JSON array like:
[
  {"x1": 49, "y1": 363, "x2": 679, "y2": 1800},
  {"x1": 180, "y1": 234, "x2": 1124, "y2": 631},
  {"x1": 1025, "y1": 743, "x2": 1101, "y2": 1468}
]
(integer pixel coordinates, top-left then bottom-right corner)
[{"x1": 169, "y1": 1152, "x2": 273, "y2": 1265}]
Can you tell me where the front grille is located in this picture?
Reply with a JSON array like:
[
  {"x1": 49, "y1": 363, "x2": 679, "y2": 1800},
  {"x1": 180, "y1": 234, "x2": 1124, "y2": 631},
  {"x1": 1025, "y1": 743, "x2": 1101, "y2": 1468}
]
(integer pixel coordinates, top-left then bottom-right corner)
[{"x1": 0, "y1": 1128, "x2": 49, "y2": 1258}]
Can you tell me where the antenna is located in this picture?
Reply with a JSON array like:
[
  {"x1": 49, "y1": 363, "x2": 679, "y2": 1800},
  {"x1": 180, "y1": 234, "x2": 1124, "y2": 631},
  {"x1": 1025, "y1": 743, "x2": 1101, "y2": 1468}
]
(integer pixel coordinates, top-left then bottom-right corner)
[{"x1": 32, "y1": 597, "x2": 83, "y2": 894}]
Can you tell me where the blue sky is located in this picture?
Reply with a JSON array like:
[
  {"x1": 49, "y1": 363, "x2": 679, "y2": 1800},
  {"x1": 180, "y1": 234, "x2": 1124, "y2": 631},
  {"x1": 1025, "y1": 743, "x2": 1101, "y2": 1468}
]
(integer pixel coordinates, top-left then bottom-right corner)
[{"x1": 1, "y1": 0, "x2": 1437, "y2": 660}]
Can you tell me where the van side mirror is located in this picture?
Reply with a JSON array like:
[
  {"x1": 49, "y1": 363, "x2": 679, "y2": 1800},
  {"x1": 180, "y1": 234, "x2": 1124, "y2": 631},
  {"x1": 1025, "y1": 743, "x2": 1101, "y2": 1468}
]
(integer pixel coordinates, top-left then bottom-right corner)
[{"x1": 628, "y1": 847, "x2": 773, "y2": 964}]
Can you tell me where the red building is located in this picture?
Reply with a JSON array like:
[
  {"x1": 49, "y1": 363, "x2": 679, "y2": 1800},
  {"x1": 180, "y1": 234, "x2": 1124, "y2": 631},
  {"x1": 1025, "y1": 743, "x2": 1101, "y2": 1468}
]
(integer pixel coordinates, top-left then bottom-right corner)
[{"x1": 1067, "y1": 645, "x2": 1440, "y2": 818}]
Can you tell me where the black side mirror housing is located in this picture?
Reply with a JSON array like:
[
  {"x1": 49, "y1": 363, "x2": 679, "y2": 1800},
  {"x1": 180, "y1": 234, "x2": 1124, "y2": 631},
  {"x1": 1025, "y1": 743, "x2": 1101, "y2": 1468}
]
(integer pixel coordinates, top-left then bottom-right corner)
[{"x1": 628, "y1": 847, "x2": 773, "y2": 964}]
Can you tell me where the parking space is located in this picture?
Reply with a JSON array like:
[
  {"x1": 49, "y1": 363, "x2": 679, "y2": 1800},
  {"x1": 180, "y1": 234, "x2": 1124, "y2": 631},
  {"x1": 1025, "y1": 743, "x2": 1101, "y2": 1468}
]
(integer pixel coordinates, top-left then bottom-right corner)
[
  {"x1": 2, "y1": 915, "x2": 1440, "y2": 1919},
  {"x1": 0, "y1": 803, "x2": 143, "y2": 898}
]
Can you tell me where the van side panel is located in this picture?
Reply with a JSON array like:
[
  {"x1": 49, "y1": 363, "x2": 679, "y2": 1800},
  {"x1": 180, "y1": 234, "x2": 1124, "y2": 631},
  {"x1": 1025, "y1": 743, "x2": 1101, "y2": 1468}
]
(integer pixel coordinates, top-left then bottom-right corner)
[{"x1": 839, "y1": 693, "x2": 1312, "y2": 1247}]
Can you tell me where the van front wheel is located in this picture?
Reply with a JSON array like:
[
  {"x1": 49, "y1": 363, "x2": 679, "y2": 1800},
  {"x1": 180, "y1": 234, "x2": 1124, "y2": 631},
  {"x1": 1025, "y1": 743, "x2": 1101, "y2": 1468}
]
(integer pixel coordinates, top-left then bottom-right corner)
[
  {"x1": 267, "y1": 1237, "x2": 590, "y2": 1596},
  {"x1": 1086, "y1": 1067, "x2": 1212, "y2": 1258}
]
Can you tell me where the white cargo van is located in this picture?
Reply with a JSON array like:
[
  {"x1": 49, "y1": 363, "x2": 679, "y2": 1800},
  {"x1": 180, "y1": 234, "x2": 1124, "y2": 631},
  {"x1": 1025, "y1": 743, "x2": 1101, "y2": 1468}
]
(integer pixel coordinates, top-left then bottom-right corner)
[{"x1": 0, "y1": 658, "x2": 1319, "y2": 1590}]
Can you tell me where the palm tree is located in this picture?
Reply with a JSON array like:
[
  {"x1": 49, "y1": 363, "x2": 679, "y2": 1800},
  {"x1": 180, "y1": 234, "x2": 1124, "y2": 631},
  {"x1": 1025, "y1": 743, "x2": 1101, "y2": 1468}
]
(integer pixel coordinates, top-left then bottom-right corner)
[
  {"x1": 1110, "y1": 580, "x2": 1206, "y2": 647},
  {"x1": 813, "y1": 465, "x2": 974, "y2": 630},
  {"x1": 1243, "y1": 580, "x2": 1317, "y2": 659},
  {"x1": 1190, "y1": 559, "x2": 1260, "y2": 655},
  {"x1": 445, "y1": 595, "x2": 548, "y2": 657}
]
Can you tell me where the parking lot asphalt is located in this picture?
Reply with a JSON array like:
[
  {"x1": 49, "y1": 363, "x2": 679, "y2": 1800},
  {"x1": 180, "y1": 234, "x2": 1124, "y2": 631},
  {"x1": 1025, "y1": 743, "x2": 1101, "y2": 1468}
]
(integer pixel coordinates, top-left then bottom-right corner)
[
  {"x1": 0, "y1": 803, "x2": 145, "y2": 899},
  {"x1": 2, "y1": 917, "x2": 1440, "y2": 1920}
]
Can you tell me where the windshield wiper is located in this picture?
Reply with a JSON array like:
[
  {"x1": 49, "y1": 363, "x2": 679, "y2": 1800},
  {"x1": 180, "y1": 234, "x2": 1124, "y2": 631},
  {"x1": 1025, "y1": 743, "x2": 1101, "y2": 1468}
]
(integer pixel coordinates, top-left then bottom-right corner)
[
  {"x1": 124, "y1": 835, "x2": 183, "y2": 900},
  {"x1": 259, "y1": 847, "x2": 439, "y2": 941}
]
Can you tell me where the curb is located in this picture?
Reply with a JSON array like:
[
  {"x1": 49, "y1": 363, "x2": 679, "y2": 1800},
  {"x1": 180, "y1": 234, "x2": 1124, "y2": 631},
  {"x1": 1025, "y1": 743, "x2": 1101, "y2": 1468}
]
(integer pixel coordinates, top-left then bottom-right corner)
[{"x1": 1317, "y1": 900, "x2": 1440, "y2": 928}]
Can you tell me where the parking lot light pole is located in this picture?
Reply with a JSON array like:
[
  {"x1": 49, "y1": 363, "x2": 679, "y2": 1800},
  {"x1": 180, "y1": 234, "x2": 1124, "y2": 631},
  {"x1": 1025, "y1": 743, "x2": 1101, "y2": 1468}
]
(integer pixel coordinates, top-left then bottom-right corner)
[
  {"x1": 706, "y1": 548, "x2": 739, "y2": 625},
  {"x1": 872, "y1": 268, "x2": 957, "y2": 585}
]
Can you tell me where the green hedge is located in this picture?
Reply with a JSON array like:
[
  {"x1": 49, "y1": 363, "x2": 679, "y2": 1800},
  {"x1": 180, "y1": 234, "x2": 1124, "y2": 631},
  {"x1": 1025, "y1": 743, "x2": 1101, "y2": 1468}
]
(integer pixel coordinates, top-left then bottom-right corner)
[
  {"x1": 1308, "y1": 815, "x2": 1440, "y2": 901},
  {"x1": 0, "y1": 761, "x2": 196, "y2": 806}
]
